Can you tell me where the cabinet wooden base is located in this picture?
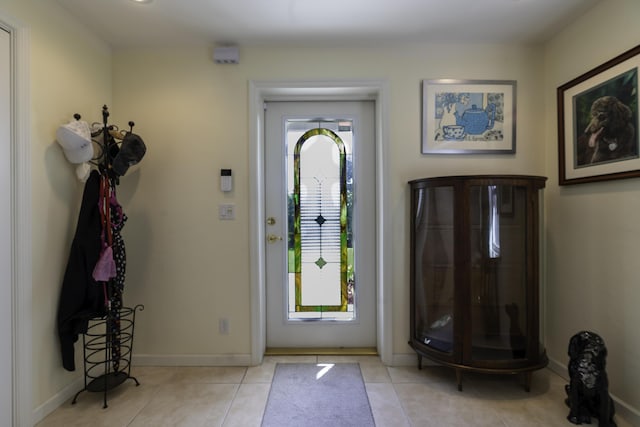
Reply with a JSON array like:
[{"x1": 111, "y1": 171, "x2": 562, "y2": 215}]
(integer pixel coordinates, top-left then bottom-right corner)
[{"x1": 412, "y1": 344, "x2": 548, "y2": 392}]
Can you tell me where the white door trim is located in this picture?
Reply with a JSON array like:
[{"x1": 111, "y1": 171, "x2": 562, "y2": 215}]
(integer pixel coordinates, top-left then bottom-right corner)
[
  {"x1": 0, "y1": 13, "x2": 32, "y2": 427},
  {"x1": 249, "y1": 80, "x2": 392, "y2": 365}
]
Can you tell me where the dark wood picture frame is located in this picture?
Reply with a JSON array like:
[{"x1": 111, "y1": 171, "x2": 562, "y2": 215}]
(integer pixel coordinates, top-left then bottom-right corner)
[{"x1": 558, "y1": 44, "x2": 640, "y2": 185}]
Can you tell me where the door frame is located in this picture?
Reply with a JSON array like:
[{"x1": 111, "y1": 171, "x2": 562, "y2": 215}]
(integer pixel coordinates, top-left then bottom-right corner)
[
  {"x1": 0, "y1": 13, "x2": 32, "y2": 427},
  {"x1": 249, "y1": 80, "x2": 392, "y2": 365}
]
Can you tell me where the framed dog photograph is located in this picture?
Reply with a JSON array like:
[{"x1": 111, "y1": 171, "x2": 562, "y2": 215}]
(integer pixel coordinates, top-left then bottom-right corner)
[
  {"x1": 421, "y1": 79, "x2": 516, "y2": 154},
  {"x1": 558, "y1": 44, "x2": 640, "y2": 185}
]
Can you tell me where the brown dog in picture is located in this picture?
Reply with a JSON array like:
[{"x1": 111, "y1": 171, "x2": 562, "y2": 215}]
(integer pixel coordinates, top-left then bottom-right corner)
[{"x1": 576, "y1": 96, "x2": 637, "y2": 165}]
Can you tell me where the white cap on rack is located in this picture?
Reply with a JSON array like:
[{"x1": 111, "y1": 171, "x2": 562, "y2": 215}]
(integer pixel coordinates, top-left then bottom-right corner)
[{"x1": 56, "y1": 119, "x2": 94, "y2": 164}]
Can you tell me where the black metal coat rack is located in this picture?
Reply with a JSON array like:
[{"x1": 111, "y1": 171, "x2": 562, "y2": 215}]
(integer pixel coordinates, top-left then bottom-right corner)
[{"x1": 70, "y1": 105, "x2": 144, "y2": 409}]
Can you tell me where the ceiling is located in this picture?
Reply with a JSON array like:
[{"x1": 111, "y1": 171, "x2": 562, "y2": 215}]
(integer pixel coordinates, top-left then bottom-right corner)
[{"x1": 54, "y1": 0, "x2": 600, "y2": 49}]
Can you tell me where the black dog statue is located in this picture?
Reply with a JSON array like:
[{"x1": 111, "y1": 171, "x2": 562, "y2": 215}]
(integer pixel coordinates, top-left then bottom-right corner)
[{"x1": 565, "y1": 331, "x2": 616, "y2": 426}]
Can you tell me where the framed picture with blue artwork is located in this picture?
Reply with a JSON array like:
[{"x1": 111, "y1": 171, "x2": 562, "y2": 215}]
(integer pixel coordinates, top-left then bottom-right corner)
[
  {"x1": 421, "y1": 79, "x2": 517, "y2": 154},
  {"x1": 558, "y1": 44, "x2": 640, "y2": 185}
]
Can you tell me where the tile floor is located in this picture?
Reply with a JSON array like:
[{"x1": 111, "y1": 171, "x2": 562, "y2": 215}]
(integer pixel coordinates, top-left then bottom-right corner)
[{"x1": 37, "y1": 355, "x2": 632, "y2": 427}]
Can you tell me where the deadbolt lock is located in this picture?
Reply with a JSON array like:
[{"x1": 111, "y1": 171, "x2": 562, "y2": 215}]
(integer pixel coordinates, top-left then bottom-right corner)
[{"x1": 266, "y1": 217, "x2": 276, "y2": 226}]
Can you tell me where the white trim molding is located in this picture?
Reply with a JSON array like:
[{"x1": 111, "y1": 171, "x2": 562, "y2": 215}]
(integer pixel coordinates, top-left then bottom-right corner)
[
  {"x1": 248, "y1": 80, "x2": 392, "y2": 366},
  {"x1": 1, "y1": 12, "x2": 32, "y2": 427}
]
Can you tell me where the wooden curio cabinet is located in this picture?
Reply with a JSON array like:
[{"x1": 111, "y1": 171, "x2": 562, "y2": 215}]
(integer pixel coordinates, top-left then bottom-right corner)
[{"x1": 408, "y1": 175, "x2": 548, "y2": 391}]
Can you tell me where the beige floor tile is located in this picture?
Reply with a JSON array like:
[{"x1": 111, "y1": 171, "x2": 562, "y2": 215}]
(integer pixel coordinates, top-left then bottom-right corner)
[
  {"x1": 317, "y1": 355, "x2": 382, "y2": 365},
  {"x1": 222, "y1": 383, "x2": 271, "y2": 427},
  {"x1": 243, "y1": 361, "x2": 276, "y2": 384},
  {"x1": 614, "y1": 413, "x2": 635, "y2": 427},
  {"x1": 129, "y1": 366, "x2": 178, "y2": 385},
  {"x1": 436, "y1": 397, "x2": 507, "y2": 427},
  {"x1": 128, "y1": 383, "x2": 238, "y2": 427},
  {"x1": 169, "y1": 366, "x2": 247, "y2": 384},
  {"x1": 494, "y1": 395, "x2": 578, "y2": 427},
  {"x1": 462, "y1": 371, "x2": 547, "y2": 397},
  {"x1": 365, "y1": 383, "x2": 410, "y2": 427},
  {"x1": 360, "y1": 363, "x2": 392, "y2": 383},
  {"x1": 387, "y1": 365, "x2": 458, "y2": 385},
  {"x1": 394, "y1": 382, "x2": 505, "y2": 427},
  {"x1": 36, "y1": 381, "x2": 157, "y2": 427},
  {"x1": 37, "y1": 362, "x2": 637, "y2": 427},
  {"x1": 465, "y1": 372, "x2": 569, "y2": 426}
]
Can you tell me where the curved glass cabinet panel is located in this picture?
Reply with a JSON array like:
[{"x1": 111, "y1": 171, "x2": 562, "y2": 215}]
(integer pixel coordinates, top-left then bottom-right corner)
[
  {"x1": 413, "y1": 185, "x2": 455, "y2": 354},
  {"x1": 469, "y1": 184, "x2": 527, "y2": 361},
  {"x1": 409, "y1": 175, "x2": 548, "y2": 391}
]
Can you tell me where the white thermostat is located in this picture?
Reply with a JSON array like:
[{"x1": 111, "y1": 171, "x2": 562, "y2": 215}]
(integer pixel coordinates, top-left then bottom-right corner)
[{"x1": 221, "y1": 169, "x2": 232, "y2": 192}]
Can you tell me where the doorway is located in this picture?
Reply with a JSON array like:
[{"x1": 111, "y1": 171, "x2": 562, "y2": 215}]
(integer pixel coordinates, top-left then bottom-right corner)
[
  {"x1": 264, "y1": 101, "x2": 376, "y2": 349},
  {"x1": 1, "y1": 14, "x2": 31, "y2": 426},
  {"x1": 248, "y1": 80, "x2": 392, "y2": 365},
  {"x1": 1, "y1": 26, "x2": 12, "y2": 425}
]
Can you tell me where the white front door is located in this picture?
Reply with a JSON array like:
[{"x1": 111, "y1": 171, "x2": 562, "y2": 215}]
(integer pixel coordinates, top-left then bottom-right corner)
[
  {"x1": 265, "y1": 101, "x2": 376, "y2": 348},
  {"x1": 0, "y1": 26, "x2": 13, "y2": 424}
]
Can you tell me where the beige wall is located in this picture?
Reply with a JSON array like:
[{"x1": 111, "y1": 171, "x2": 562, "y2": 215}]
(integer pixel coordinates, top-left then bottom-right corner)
[
  {"x1": 544, "y1": 0, "x2": 640, "y2": 416},
  {"x1": 111, "y1": 44, "x2": 545, "y2": 359},
  {"x1": 1, "y1": 0, "x2": 112, "y2": 414}
]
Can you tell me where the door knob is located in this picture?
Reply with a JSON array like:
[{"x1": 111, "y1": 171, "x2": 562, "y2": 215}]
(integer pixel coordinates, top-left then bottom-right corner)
[{"x1": 267, "y1": 234, "x2": 283, "y2": 243}]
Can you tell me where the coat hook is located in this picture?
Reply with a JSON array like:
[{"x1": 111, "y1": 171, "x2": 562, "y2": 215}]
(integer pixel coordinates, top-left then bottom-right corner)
[
  {"x1": 102, "y1": 105, "x2": 109, "y2": 123},
  {"x1": 73, "y1": 113, "x2": 81, "y2": 120},
  {"x1": 128, "y1": 121, "x2": 135, "y2": 132}
]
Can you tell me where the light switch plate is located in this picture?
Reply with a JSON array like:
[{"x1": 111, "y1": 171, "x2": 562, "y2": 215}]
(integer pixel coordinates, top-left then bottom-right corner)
[{"x1": 219, "y1": 203, "x2": 235, "y2": 220}]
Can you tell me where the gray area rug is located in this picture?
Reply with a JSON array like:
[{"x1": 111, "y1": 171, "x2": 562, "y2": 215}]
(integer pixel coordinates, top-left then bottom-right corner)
[{"x1": 262, "y1": 363, "x2": 375, "y2": 427}]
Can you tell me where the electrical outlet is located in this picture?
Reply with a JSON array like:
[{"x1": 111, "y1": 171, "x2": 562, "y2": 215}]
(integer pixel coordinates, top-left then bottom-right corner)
[{"x1": 219, "y1": 318, "x2": 229, "y2": 335}]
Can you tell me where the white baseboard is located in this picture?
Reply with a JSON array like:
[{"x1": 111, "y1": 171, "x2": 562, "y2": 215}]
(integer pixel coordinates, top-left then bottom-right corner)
[
  {"x1": 132, "y1": 353, "x2": 253, "y2": 366},
  {"x1": 32, "y1": 375, "x2": 83, "y2": 425},
  {"x1": 548, "y1": 355, "x2": 640, "y2": 426},
  {"x1": 546, "y1": 355, "x2": 569, "y2": 381}
]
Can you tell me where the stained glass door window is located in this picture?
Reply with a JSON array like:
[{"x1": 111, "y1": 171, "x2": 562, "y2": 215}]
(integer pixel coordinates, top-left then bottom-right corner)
[{"x1": 286, "y1": 120, "x2": 354, "y2": 320}]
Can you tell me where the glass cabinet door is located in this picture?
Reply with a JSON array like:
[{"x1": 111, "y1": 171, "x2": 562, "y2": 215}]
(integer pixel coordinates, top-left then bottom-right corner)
[
  {"x1": 469, "y1": 184, "x2": 528, "y2": 361},
  {"x1": 409, "y1": 175, "x2": 547, "y2": 389},
  {"x1": 413, "y1": 186, "x2": 455, "y2": 354}
]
